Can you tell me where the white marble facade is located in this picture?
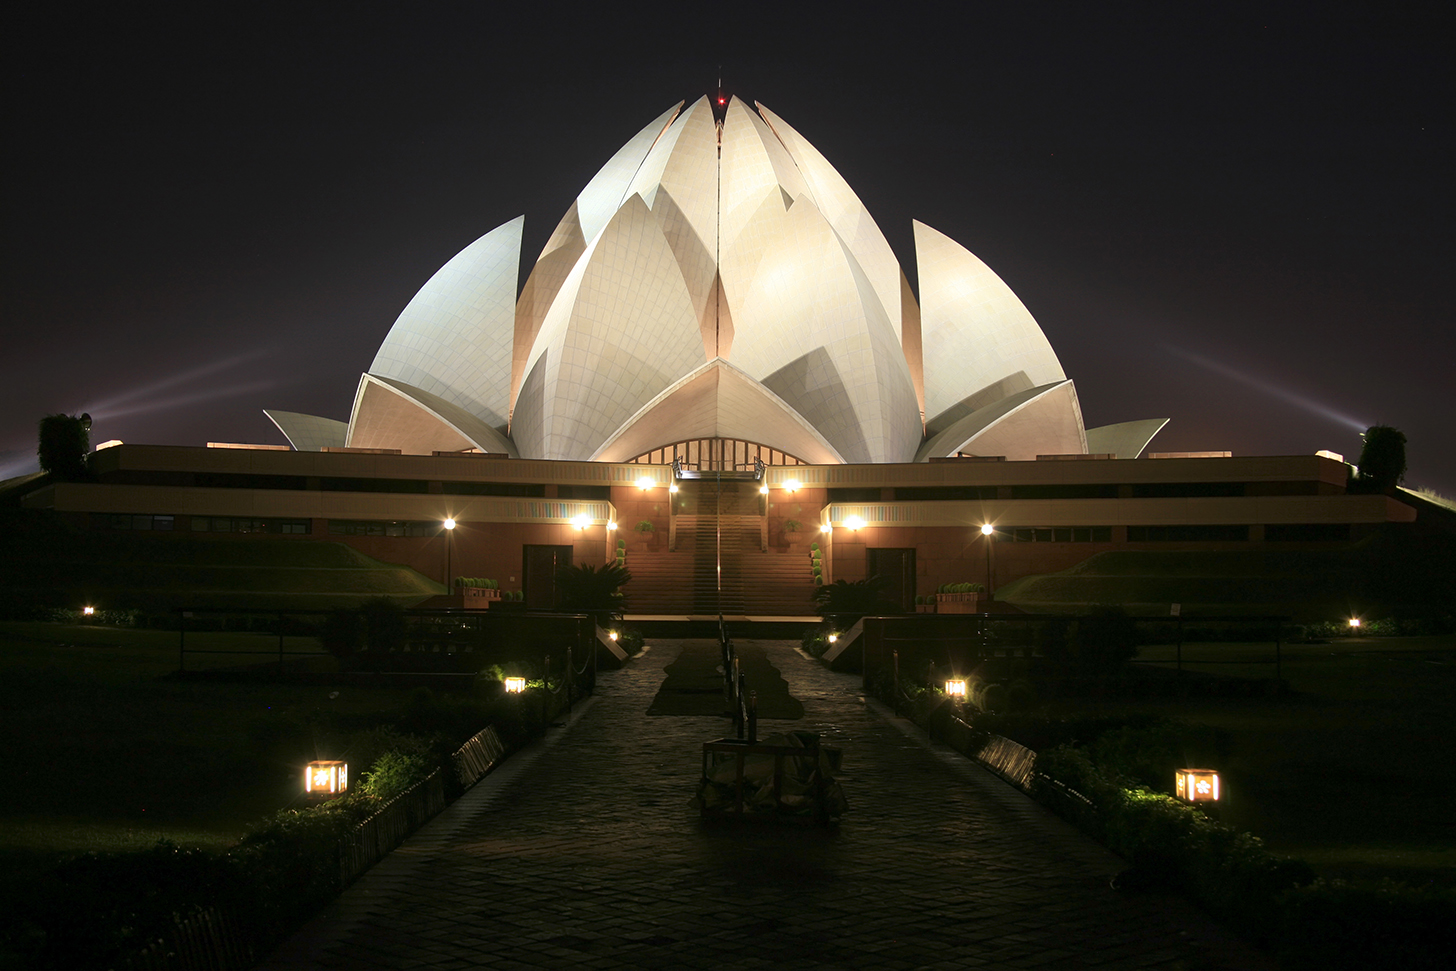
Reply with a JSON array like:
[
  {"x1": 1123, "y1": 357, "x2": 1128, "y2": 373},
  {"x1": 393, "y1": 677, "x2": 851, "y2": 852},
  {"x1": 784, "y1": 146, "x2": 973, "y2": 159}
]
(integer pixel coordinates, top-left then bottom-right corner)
[{"x1": 271, "y1": 96, "x2": 1164, "y2": 463}]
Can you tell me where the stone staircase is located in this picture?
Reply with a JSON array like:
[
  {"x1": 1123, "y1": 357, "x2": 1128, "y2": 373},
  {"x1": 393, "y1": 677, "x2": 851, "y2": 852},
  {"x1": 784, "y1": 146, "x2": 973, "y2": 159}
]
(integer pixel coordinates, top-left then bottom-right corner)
[{"x1": 622, "y1": 482, "x2": 817, "y2": 616}]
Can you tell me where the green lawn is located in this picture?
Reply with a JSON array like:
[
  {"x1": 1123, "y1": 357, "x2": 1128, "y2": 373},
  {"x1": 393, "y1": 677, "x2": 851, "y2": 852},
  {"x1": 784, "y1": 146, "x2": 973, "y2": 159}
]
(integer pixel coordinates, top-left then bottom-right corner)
[
  {"x1": 1060, "y1": 634, "x2": 1456, "y2": 886},
  {"x1": 0, "y1": 622, "x2": 418, "y2": 886}
]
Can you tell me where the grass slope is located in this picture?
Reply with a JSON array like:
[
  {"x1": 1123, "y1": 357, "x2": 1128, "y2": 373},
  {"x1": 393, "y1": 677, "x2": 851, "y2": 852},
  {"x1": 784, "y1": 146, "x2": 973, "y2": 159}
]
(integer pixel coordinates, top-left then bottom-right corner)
[
  {"x1": 0, "y1": 515, "x2": 443, "y2": 611},
  {"x1": 999, "y1": 525, "x2": 1456, "y2": 618}
]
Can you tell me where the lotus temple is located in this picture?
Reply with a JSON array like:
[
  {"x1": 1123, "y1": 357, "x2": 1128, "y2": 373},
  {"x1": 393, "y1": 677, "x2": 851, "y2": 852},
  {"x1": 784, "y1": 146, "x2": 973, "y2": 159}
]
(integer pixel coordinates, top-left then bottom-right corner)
[{"x1": 24, "y1": 95, "x2": 1414, "y2": 614}]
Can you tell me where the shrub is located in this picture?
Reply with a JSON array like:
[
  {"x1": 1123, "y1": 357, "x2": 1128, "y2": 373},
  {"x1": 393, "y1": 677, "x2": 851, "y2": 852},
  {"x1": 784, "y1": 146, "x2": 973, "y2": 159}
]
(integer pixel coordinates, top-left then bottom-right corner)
[{"x1": 359, "y1": 750, "x2": 434, "y2": 801}]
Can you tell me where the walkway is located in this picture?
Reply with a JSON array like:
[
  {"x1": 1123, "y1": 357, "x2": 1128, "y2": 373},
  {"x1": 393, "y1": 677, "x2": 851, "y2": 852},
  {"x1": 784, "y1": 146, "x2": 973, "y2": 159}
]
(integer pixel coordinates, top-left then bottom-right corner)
[{"x1": 260, "y1": 640, "x2": 1273, "y2": 970}]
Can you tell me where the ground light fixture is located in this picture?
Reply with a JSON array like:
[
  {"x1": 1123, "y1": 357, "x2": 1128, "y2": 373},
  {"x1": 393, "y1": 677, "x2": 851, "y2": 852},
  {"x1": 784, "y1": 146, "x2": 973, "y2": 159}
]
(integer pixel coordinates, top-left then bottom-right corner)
[
  {"x1": 504, "y1": 677, "x2": 527, "y2": 693},
  {"x1": 305, "y1": 761, "x2": 348, "y2": 796},
  {"x1": 827, "y1": 633, "x2": 838, "y2": 643},
  {"x1": 1175, "y1": 769, "x2": 1220, "y2": 803},
  {"x1": 945, "y1": 679, "x2": 967, "y2": 698},
  {"x1": 82, "y1": 606, "x2": 95, "y2": 616},
  {"x1": 608, "y1": 630, "x2": 619, "y2": 641},
  {"x1": 1348, "y1": 617, "x2": 1362, "y2": 630}
]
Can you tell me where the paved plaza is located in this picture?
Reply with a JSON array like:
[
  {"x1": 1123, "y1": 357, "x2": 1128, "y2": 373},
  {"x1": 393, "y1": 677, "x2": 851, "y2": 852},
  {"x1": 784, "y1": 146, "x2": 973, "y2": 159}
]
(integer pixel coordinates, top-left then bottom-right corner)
[{"x1": 260, "y1": 640, "x2": 1274, "y2": 970}]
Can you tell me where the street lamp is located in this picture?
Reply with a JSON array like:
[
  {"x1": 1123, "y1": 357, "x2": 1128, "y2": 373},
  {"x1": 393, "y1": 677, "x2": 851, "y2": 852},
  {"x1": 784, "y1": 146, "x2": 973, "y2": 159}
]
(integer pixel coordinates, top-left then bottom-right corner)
[
  {"x1": 443, "y1": 518, "x2": 456, "y2": 589},
  {"x1": 981, "y1": 523, "x2": 995, "y2": 599}
]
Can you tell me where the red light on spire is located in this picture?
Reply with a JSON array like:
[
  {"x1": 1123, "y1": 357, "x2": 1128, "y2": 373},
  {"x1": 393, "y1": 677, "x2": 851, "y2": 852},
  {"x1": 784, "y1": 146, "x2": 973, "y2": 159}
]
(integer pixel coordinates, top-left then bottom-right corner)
[{"x1": 717, "y1": 73, "x2": 726, "y2": 107}]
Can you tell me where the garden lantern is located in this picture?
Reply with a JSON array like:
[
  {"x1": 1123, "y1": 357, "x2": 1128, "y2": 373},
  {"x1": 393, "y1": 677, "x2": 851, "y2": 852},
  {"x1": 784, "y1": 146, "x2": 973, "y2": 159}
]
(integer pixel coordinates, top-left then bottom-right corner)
[
  {"x1": 1348, "y1": 617, "x2": 1361, "y2": 630},
  {"x1": 82, "y1": 606, "x2": 95, "y2": 616},
  {"x1": 945, "y1": 679, "x2": 967, "y2": 698},
  {"x1": 305, "y1": 760, "x2": 348, "y2": 796},
  {"x1": 827, "y1": 633, "x2": 838, "y2": 644},
  {"x1": 1175, "y1": 768, "x2": 1220, "y2": 803},
  {"x1": 504, "y1": 676, "x2": 527, "y2": 693}
]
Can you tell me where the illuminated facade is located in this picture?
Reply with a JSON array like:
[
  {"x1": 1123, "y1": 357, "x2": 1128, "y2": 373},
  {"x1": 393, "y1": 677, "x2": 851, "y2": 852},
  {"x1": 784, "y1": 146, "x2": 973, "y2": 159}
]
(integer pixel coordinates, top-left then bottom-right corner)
[{"x1": 270, "y1": 97, "x2": 1164, "y2": 467}]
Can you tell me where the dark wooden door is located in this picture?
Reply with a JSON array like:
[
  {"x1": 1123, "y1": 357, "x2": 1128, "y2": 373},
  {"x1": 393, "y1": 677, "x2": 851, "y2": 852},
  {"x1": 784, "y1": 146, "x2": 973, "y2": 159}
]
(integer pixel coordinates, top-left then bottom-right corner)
[
  {"x1": 868, "y1": 547, "x2": 916, "y2": 612},
  {"x1": 523, "y1": 545, "x2": 573, "y2": 610}
]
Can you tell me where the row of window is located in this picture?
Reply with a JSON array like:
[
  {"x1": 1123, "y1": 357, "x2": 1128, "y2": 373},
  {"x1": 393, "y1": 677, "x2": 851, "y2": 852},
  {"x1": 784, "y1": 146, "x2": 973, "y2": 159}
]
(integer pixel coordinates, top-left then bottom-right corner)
[
  {"x1": 327, "y1": 520, "x2": 437, "y2": 537},
  {"x1": 192, "y1": 517, "x2": 309, "y2": 534},
  {"x1": 994, "y1": 526, "x2": 1114, "y2": 543}
]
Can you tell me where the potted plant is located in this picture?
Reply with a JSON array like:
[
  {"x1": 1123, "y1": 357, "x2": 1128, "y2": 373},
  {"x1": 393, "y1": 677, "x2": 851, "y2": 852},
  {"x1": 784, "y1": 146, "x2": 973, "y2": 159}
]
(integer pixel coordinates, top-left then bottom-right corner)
[
  {"x1": 633, "y1": 519, "x2": 656, "y2": 548},
  {"x1": 935, "y1": 582, "x2": 984, "y2": 614},
  {"x1": 783, "y1": 519, "x2": 806, "y2": 546}
]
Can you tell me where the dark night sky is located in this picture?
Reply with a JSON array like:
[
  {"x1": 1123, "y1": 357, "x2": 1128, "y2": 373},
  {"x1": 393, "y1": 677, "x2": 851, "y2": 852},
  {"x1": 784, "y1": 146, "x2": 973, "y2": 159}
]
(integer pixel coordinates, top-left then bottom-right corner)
[{"x1": 4, "y1": 3, "x2": 1452, "y2": 492}]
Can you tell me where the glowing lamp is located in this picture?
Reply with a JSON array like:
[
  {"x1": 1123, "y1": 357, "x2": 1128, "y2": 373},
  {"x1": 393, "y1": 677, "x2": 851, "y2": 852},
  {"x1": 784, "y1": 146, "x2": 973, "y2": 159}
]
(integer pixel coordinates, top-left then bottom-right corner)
[
  {"x1": 1175, "y1": 769, "x2": 1220, "y2": 803},
  {"x1": 760, "y1": 484, "x2": 769, "y2": 494},
  {"x1": 784, "y1": 478, "x2": 801, "y2": 492},
  {"x1": 608, "y1": 630, "x2": 619, "y2": 641},
  {"x1": 945, "y1": 679, "x2": 967, "y2": 698},
  {"x1": 1348, "y1": 617, "x2": 1361, "y2": 629},
  {"x1": 82, "y1": 606, "x2": 95, "y2": 616},
  {"x1": 504, "y1": 676, "x2": 527, "y2": 693},
  {"x1": 607, "y1": 520, "x2": 618, "y2": 531},
  {"x1": 443, "y1": 518, "x2": 456, "y2": 530},
  {"x1": 845, "y1": 515, "x2": 865, "y2": 531},
  {"x1": 571, "y1": 514, "x2": 592, "y2": 530},
  {"x1": 635, "y1": 476, "x2": 653, "y2": 490},
  {"x1": 305, "y1": 760, "x2": 348, "y2": 796},
  {"x1": 669, "y1": 484, "x2": 679, "y2": 494},
  {"x1": 820, "y1": 523, "x2": 832, "y2": 534},
  {"x1": 981, "y1": 523, "x2": 994, "y2": 536}
]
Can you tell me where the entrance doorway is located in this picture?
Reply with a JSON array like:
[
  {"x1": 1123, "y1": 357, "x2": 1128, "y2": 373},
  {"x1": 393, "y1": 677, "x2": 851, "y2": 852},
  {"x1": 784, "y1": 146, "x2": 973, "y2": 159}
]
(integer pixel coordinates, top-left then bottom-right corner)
[
  {"x1": 523, "y1": 545, "x2": 573, "y2": 610},
  {"x1": 868, "y1": 547, "x2": 916, "y2": 612}
]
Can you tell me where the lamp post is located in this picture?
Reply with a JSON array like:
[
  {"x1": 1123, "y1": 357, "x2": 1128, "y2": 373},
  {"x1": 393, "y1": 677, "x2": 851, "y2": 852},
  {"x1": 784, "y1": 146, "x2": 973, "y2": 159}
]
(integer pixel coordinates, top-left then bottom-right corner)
[
  {"x1": 443, "y1": 518, "x2": 456, "y2": 589},
  {"x1": 981, "y1": 523, "x2": 995, "y2": 599}
]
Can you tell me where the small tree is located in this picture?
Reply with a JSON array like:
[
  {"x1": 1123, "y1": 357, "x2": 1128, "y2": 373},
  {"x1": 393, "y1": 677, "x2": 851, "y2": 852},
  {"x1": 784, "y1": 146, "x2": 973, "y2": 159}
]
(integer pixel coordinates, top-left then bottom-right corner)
[
  {"x1": 555, "y1": 562, "x2": 631, "y2": 622},
  {"x1": 1356, "y1": 425, "x2": 1407, "y2": 493},
  {"x1": 811, "y1": 575, "x2": 901, "y2": 624},
  {"x1": 38, "y1": 413, "x2": 90, "y2": 480}
]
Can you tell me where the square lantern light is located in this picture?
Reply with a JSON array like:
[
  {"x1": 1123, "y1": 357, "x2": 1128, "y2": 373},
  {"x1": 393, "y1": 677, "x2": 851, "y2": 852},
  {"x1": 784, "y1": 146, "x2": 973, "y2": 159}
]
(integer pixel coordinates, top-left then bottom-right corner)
[
  {"x1": 945, "y1": 679, "x2": 967, "y2": 699},
  {"x1": 1175, "y1": 768, "x2": 1220, "y2": 803},
  {"x1": 305, "y1": 760, "x2": 348, "y2": 796},
  {"x1": 504, "y1": 676, "x2": 527, "y2": 693},
  {"x1": 82, "y1": 606, "x2": 95, "y2": 616}
]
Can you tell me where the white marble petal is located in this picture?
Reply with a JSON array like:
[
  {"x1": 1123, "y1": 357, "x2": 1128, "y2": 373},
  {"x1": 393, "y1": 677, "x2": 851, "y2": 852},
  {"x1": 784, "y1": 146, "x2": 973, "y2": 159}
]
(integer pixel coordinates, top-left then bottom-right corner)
[
  {"x1": 347, "y1": 374, "x2": 518, "y2": 456},
  {"x1": 756, "y1": 102, "x2": 904, "y2": 346},
  {"x1": 914, "y1": 220, "x2": 1066, "y2": 433},
  {"x1": 917, "y1": 380, "x2": 1086, "y2": 462},
  {"x1": 728, "y1": 195, "x2": 920, "y2": 464},
  {"x1": 512, "y1": 193, "x2": 707, "y2": 461},
  {"x1": 370, "y1": 216, "x2": 522, "y2": 431},
  {"x1": 1086, "y1": 418, "x2": 1170, "y2": 459},
  {"x1": 263, "y1": 410, "x2": 347, "y2": 452}
]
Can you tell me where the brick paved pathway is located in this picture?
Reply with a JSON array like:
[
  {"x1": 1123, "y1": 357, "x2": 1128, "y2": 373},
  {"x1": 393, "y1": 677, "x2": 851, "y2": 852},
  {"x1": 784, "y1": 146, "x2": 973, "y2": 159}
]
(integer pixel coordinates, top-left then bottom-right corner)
[{"x1": 260, "y1": 640, "x2": 1274, "y2": 970}]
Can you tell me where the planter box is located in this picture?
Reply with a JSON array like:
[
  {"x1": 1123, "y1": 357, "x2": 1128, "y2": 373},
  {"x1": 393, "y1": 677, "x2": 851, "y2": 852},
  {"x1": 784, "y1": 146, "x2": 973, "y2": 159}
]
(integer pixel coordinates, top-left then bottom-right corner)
[
  {"x1": 916, "y1": 604, "x2": 935, "y2": 614},
  {"x1": 461, "y1": 587, "x2": 501, "y2": 608},
  {"x1": 936, "y1": 592, "x2": 979, "y2": 614}
]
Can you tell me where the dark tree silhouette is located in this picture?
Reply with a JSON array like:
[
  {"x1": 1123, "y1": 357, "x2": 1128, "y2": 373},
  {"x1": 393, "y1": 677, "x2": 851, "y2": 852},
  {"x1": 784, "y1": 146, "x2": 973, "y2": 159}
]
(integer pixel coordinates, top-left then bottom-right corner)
[
  {"x1": 1356, "y1": 425, "x2": 1407, "y2": 493},
  {"x1": 811, "y1": 575, "x2": 901, "y2": 623},
  {"x1": 555, "y1": 563, "x2": 631, "y2": 621},
  {"x1": 37, "y1": 413, "x2": 90, "y2": 480}
]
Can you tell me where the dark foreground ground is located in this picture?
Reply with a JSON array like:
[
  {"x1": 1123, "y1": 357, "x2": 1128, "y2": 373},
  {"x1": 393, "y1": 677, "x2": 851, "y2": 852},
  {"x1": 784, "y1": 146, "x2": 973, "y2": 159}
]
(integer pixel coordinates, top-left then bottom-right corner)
[{"x1": 259, "y1": 639, "x2": 1272, "y2": 970}]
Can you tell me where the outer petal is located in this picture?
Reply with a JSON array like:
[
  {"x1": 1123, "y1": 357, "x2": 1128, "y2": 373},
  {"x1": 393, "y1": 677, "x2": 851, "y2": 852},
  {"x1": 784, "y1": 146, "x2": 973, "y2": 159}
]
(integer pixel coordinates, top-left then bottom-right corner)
[
  {"x1": 370, "y1": 216, "x2": 522, "y2": 431},
  {"x1": 347, "y1": 374, "x2": 518, "y2": 456},
  {"x1": 512, "y1": 194, "x2": 708, "y2": 461},
  {"x1": 264, "y1": 410, "x2": 347, "y2": 451},
  {"x1": 914, "y1": 220, "x2": 1066, "y2": 433},
  {"x1": 916, "y1": 380, "x2": 1086, "y2": 462},
  {"x1": 590, "y1": 358, "x2": 845, "y2": 465},
  {"x1": 1086, "y1": 418, "x2": 1169, "y2": 459},
  {"x1": 756, "y1": 102, "x2": 904, "y2": 346},
  {"x1": 729, "y1": 196, "x2": 920, "y2": 464}
]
